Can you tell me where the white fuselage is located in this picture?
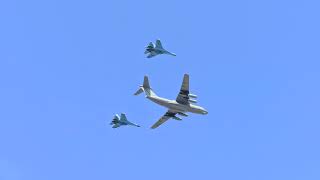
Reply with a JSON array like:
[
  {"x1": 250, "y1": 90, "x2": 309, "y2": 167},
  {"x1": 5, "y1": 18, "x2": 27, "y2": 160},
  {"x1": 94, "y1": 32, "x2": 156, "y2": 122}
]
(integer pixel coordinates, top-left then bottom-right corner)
[{"x1": 147, "y1": 96, "x2": 208, "y2": 115}]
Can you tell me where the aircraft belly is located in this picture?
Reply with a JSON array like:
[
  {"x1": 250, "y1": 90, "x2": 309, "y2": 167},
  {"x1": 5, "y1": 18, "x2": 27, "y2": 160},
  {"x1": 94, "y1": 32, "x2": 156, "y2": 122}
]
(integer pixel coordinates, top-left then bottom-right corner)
[
  {"x1": 153, "y1": 49, "x2": 163, "y2": 54},
  {"x1": 167, "y1": 103, "x2": 188, "y2": 113}
]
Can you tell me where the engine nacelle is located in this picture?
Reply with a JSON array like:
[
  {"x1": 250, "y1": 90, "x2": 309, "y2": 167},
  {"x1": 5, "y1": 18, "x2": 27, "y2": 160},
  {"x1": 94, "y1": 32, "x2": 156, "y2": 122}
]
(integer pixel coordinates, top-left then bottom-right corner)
[
  {"x1": 172, "y1": 116, "x2": 182, "y2": 121},
  {"x1": 177, "y1": 112, "x2": 188, "y2": 117},
  {"x1": 188, "y1": 99, "x2": 197, "y2": 103},
  {"x1": 189, "y1": 94, "x2": 197, "y2": 98}
]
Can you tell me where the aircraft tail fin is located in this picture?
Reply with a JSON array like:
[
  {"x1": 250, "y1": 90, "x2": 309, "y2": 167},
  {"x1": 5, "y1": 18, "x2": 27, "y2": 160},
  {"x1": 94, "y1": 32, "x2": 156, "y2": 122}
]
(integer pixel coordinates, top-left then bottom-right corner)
[
  {"x1": 120, "y1": 113, "x2": 128, "y2": 122},
  {"x1": 110, "y1": 114, "x2": 120, "y2": 125},
  {"x1": 146, "y1": 42, "x2": 154, "y2": 48},
  {"x1": 155, "y1": 39, "x2": 163, "y2": 49},
  {"x1": 134, "y1": 75, "x2": 156, "y2": 97},
  {"x1": 143, "y1": 76, "x2": 150, "y2": 89}
]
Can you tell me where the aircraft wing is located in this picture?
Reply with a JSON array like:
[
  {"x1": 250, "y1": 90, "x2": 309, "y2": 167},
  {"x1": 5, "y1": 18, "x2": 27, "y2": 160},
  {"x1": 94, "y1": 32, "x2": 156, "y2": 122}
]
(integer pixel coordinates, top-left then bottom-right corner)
[
  {"x1": 151, "y1": 111, "x2": 177, "y2": 129},
  {"x1": 155, "y1": 39, "x2": 163, "y2": 49},
  {"x1": 176, "y1": 74, "x2": 190, "y2": 105},
  {"x1": 147, "y1": 52, "x2": 157, "y2": 58},
  {"x1": 112, "y1": 124, "x2": 120, "y2": 128}
]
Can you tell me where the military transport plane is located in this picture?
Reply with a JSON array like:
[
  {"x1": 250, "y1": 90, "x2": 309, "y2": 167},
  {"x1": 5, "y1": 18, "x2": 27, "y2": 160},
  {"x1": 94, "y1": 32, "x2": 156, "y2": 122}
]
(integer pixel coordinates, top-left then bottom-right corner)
[
  {"x1": 110, "y1": 113, "x2": 140, "y2": 128},
  {"x1": 144, "y1": 39, "x2": 176, "y2": 58},
  {"x1": 134, "y1": 74, "x2": 208, "y2": 129}
]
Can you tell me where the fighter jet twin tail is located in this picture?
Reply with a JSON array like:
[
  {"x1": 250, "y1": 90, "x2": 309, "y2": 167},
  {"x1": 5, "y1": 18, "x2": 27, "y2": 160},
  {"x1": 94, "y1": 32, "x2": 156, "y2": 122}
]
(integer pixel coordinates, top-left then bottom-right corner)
[{"x1": 110, "y1": 39, "x2": 208, "y2": 129}]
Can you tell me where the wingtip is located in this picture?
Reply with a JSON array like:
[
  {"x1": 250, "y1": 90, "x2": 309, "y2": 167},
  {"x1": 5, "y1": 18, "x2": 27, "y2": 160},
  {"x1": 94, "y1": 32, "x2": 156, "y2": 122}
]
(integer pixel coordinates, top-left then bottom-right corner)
[{"x1": 150, "y1": 125, "x2": 158, "y2": 129}]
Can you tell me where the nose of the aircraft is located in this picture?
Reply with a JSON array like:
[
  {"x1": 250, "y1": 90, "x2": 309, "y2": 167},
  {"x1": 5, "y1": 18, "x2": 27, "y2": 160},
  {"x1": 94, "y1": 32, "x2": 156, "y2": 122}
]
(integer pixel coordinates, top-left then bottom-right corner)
[{"x1": 202, "y1": 110, "x2": 208, "y2": 115}]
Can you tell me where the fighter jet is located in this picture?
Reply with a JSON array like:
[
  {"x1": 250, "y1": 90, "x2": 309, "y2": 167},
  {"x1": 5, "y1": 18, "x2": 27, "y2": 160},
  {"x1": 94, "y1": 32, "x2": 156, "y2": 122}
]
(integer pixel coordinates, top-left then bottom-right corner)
[
  {"x1": 110, "y1": 113, "x2": 140, "y2": 128},
  {"x1": 134, "y1": 74, "x2": 208, "y2": 129},
  {"x1": 144, "y1": 39, "x2": 176, "y2": 58}
]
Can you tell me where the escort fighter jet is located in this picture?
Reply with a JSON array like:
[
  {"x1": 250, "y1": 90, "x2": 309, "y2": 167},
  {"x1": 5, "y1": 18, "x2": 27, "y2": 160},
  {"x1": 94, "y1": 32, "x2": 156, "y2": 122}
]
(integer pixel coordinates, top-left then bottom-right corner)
[
  {"x1": 110, "y1": 113, "x2": 140, "y2": 128},
  {"x1": 144, "y1": 39, "x2": 176, "y2": 58}
]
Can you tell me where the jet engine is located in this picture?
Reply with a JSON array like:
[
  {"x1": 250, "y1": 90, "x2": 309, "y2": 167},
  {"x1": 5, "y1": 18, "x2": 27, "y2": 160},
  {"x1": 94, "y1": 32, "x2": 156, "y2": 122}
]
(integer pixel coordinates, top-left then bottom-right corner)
[
  {"x1": 172, "y1": 116, "x2": 182, "y2": 121},
  {"x1": 188, "y1": 99, "x2": 197, "y2": 103},
  {"x1": 189, "y1": 94, "x2": 197, "y2": 98},
  {"x1": 177, "y1": 112, "x2": 188, "y2": 117}
]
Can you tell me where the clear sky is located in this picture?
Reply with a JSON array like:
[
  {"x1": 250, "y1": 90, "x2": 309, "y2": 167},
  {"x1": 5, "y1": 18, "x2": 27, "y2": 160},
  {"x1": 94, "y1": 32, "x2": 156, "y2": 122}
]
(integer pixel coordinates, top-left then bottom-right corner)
[{"x1": 0, "y1": 0, "x2": 320, "y2": 179}]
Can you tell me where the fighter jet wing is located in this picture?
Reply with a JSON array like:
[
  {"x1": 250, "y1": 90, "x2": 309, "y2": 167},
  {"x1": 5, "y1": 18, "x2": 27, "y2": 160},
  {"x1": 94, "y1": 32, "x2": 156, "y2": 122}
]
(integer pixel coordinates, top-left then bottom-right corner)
[
  {"x1": 112, "y1": 124, "x2": 120, "y2": 128},
  {"x1": 155, "y1": 39, "x2": 163, "y2": 49},
  {"x1": 176, "y1": 74, "x2": 190, "y2": 105},
  {"x1": 147, "y1": 52, "x2": 157, "y2": 58},
  {"x1": 151, "y1": 111, "x2": 177, "y2": 129}
]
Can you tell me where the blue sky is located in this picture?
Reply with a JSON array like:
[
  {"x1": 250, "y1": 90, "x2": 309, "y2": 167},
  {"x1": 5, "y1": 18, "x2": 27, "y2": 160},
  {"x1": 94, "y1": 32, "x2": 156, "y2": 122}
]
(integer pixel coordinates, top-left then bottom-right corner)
[{"x1": 0, "y1": 0, "x2": 320, "y2": 179}]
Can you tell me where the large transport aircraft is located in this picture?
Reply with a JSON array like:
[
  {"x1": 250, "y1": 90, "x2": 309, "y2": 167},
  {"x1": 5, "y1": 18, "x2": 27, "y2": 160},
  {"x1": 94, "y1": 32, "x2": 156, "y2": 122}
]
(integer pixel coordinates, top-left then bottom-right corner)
[{"x1": 134, "y1": 74, "x2": 208, "y2": 129}]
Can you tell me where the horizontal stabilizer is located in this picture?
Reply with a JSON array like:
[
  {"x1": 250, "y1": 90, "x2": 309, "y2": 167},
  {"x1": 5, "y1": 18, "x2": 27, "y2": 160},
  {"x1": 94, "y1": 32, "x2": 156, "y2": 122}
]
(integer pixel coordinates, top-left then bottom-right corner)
[{"x1": 134, "y1": 87, "x2": 144, "y2": 95}]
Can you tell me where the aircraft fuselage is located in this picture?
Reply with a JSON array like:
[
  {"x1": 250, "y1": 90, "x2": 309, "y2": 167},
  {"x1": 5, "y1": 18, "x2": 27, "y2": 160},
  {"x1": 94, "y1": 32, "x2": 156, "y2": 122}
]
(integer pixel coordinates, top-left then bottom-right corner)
[
  {"x1": 147, "y1": 96, "x2": 208, "y2": 115},
  {"x1": 146, "y1": 48, "x2": 176, "y2": 56},
  {"x1": 146, "y1": 48, "x2": 164, "y2": 54}
]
